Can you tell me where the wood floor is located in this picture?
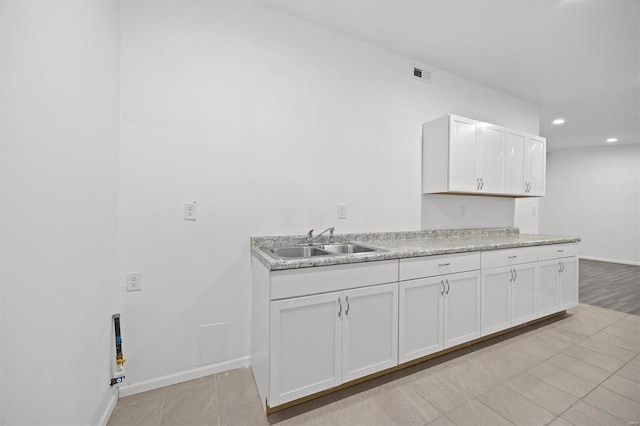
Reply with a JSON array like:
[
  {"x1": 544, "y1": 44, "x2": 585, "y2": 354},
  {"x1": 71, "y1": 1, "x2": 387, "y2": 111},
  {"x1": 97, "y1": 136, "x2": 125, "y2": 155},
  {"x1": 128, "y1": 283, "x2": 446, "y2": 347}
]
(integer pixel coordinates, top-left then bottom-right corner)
[{"x1": 579, "y1": 259, "x2": 640, "y2": 316}]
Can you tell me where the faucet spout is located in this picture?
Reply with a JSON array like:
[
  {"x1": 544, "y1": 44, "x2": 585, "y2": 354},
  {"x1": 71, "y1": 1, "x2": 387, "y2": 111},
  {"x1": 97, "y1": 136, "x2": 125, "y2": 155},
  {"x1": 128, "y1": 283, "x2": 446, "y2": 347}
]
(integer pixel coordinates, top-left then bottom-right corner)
[
  {"x1": 315, "y1": 227, "x2": 335, "y2": 243},
  {"x1": 297, "y1": 227, "x2": 335, "y2": 246}
]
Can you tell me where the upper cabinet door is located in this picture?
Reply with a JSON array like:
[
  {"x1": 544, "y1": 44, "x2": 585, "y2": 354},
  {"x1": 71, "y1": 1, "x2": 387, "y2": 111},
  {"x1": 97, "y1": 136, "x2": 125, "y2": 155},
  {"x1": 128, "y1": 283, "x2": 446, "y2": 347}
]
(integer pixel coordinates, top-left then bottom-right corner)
[
  {"x1": 525, "y1": 136, "x2": 546, "y2": 196},
  {"x1": 477, "y1": 123, "x2": 506, "y2": 194},
  {"x1": 448, "y1": 116, "x2": 479, "y2": 192},
  {"x1": 505, "y1": 130, "x2": 526, "y2": 195}
]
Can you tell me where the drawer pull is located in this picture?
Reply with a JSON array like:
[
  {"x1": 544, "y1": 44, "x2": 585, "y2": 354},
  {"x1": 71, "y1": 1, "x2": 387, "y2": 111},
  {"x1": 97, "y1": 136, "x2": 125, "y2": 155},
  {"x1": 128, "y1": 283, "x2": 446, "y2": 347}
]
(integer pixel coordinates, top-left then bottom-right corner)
[
  {"x1": 508, "y1": 256, "x2": 517, "y2": 259},
  {"x1": 345, "y1": 296, "x2": 350, "y2": 316},
  {"x1": 557, "y1": 249, "x2": 564, "y2": 253},
  {"x1": 338, "y1": 297, "x2": 342, "y2": 317},
  {"x1": 438, "y1": 263, "x2": 451, "y2": 267}
]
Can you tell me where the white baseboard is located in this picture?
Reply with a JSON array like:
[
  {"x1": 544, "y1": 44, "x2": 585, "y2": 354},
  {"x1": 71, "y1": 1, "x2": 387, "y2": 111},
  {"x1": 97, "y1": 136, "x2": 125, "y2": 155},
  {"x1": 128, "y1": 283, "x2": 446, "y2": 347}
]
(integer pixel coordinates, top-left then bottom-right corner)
[
  {"x1": 118, "y1": 356, "x2": 250, "y2": 398},
  {"x1": 580, "y1": 256, "x2": 640, "y2": 267},
  {"x1": 97, "y1": 387, "x2": 119, "y2": 426}
]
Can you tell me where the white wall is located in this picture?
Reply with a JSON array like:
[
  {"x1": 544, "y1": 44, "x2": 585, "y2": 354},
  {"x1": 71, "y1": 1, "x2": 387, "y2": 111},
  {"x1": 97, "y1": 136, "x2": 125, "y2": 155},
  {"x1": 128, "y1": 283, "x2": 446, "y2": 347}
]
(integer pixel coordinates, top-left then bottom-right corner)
[
  {"x1": 0, "y1": 1, "x2": 120, "y2": 424},
  {"x1": 540, "y1": 144, "x2": 640, "y2": 264},
  {"x1": 117, "y1": 0, "x2": 539, "y2": 390}
]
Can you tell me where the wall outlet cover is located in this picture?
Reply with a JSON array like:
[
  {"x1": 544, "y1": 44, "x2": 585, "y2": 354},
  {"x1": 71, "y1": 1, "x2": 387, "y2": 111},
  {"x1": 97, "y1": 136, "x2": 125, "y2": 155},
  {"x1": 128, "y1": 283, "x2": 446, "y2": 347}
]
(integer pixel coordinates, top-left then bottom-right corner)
[
  {"x1": 126, "y1": 272, "x2": 142, "y2": 292},
  {"x1": 184, "y1": 202, "x2": 197, "y2": 221}
]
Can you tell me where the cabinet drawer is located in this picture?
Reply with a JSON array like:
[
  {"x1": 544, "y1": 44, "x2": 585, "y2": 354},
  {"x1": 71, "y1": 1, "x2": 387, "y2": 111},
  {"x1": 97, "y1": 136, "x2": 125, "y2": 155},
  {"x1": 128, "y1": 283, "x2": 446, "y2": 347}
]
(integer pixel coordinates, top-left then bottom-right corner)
[
  {"x1": 399, "y1": 252, "x2": 480, "y2": 281},
  {"x1": 481, "y1": 247, "x2": 537, "y2": 269},
  {"x1": 270, "y1": 260, "x2": 398, "y2": 300},
  {"x1": 538, "y1": 243, "x2": 579, "y2": 261}
]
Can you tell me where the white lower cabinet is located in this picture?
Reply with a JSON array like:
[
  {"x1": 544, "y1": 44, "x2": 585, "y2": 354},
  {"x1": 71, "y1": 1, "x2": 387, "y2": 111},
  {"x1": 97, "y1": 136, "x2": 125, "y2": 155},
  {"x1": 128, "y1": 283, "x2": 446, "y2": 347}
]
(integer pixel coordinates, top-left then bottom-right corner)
[
  {"x1": 269, "y1": 283, "x2": 397, "y2": 407},
  {"x1": 537, "y1": 244, "x2": 579, "y2": 316},
  {"x1": 538, "y1": 256, "x2": 579, "y2": 315},
  {"x1": 399, "y1": 270, "x2": 480, "y2": 364},
  {"x1": 481, "y1": 262, "x2": 537, "y2": 335},
  {"x1": 253, "y1": 242, "x2": 579, "y2": 411}
]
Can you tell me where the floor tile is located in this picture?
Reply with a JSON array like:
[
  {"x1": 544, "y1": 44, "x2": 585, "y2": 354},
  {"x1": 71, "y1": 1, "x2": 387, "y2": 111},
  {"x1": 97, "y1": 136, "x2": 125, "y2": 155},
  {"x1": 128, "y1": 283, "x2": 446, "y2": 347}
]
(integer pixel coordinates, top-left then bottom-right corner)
[
  {"x1": 593, "y1": 327, "x2": 640, "y2": 352},
  {"x1": 547, "y1": 417, "x2": 573, "y2": 426},
  {"x1": 613, "y1": 314, "x2": 640, "y2": 332},
  {"x1": 582, "y1": 386, "x2": 640, "y2": 424},
  {"x1": 108, "y1": 395, "x2": 163, "y2": 426},
  {"x1": 219, "y1": 400, "x2": 269, "y2": 426},
  {"x1": 563, "y1": 343, "x2": 627, "y2": 372},
  {"x1": 373, "y1": 383, "x2": 442, "y2": 424},
  {"x1": 505, "y1": 372, "x2": 578, "y2": 416},
  {"x1": 546, "y1": 352, "x2": 611, "y2": 384},
  {"x1": 328, "y1": 397, "x2": 396, "y2": 426},
  {"x1": 477, "y1": 384, "x2": 555, "y2": 425},
  {"x1": 117, "y1": 388, "x2": 166, "y2": 407},
  {"x1": 163, "y1": 375, "x2": 216, "y2": 396},
  {"x1": 528, "y1": 362, "x2": 598, "y2": 398},
  {"x1": 618, "y1": 362, "x2": 640, "y2": 383},
  {"x1": 509, "y1": 335, "x2": 561, "y2": 362},
  {"x1": 601, "y1": 374, "x2": 640, "y2": 402},
  {"x1": 578, "y1": 305, "x2": 628, "y2": 324},
  {"x1": 561, "y1": 401, "x2": 628, "y2": 426},
  {"x1": 431, "y1": 359, "x2": 501, "y2": 398},
  {"x1": 445, "y1": 399, "x2": 512, "y2": 426},
  {"x1": 426, "y1": 415, "x2": 455, "y2": 425},
  {"x1": 579, "y1": 336, "x2": 637, "y2": 362},
  {"x1": 552, "y1": 315, "x2": 610, "y2": 336},
  {"x1": 215, "y1": 367, "x2": 261, "y2": 411},
  {"x1": 160, "y1": 381, "x2": 218, "y2": 426},
  {"x1": 410, "y1": 372, "x2": 473, "y2": 414}
]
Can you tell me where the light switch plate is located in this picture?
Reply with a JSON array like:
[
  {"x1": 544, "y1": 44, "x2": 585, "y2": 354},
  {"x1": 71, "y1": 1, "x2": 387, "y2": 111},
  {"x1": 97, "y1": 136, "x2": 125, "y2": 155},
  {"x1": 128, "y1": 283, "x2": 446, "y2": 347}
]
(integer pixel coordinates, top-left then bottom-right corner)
[{"x1": 337, "y1": 204, "x2": 347, "y2": 219}]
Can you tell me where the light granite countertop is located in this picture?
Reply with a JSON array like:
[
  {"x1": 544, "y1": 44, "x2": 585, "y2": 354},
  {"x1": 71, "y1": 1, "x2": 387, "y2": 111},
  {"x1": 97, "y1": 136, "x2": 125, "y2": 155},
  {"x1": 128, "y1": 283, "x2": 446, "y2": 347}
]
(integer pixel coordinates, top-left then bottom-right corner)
[{"x1": 251, "y1": 228, "x2": 580, "y2": 271}]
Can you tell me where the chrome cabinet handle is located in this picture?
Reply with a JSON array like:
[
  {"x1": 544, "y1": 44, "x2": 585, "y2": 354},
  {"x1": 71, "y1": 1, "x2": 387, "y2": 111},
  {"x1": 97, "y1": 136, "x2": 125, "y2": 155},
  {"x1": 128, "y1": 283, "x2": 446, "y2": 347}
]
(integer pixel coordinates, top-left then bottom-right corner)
[
  {"x1": 440, "y1": 280, "x2": 445, "y2": 295},
  {"x1": 477, "y1": 178, "x2": 481, "y2": 190},
  {"x1": 345, "y1": 296, "x2": 350, "y2": 316},
  {"x1": 561, "y1": 262, "x2": 565, "y2": 272},
  {"x1": 514, "y1": 269, "x2": 517, "y2": 281},
  {"x1": 480, "y1": 178, "x2": 484, "y2": 190},
  {"x1": 508, "y1": 255, "x2": 517, "y2": 259},
  {"x1": 558, "y1": 262, "x2": 563, "y2": 273},
  {"x1": 509, "y1": 268, "x2": 513, "y2": 282},
  {"x1": 338, "y1": 297, "x2": 342, "y2": 317},
  {"x1": 438, "y1": 263, "x2": 450, "y2": 267},
  {"x1": 557, "y1": 249, "x2": 564, "y2": 253},
  {"x1": 445, "y1": 279, "x2": 450, "y2": 294}
]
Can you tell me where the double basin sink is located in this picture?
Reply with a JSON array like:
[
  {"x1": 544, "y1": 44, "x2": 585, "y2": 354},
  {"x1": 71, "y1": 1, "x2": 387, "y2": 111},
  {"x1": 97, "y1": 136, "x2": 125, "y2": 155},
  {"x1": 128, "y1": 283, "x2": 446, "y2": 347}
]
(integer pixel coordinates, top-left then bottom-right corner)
[{"x1": 261, "y1": 243, "x2": 385, "y2": 260}]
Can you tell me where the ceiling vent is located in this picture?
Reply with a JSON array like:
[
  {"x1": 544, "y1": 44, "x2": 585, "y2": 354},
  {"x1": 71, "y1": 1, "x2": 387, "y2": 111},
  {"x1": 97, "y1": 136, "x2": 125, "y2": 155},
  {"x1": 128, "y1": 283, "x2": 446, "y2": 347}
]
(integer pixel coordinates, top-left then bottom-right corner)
[{"x1": 412, "y1": 65, "x2": 431, "y2": 84}]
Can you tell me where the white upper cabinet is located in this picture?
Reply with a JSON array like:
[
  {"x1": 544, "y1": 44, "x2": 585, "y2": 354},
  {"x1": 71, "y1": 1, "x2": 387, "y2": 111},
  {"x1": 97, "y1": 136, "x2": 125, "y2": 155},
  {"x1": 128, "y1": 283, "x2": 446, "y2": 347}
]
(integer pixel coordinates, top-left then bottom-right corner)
[
  {"x1": 505, "y1": 130, "x2": 546, "y2": 196},
  {"x1": 423, "y1": 114, "x2": 545, "y2": 197}
]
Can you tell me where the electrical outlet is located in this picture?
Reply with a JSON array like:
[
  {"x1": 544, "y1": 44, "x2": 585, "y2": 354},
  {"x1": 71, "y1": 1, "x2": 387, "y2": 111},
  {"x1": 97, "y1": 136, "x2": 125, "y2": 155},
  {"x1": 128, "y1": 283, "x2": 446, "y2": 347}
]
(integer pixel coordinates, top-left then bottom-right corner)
[
  {"x1": 337, "y1": 204, "x2": 347, "y2": 219},
  {"x1": 126, "y1": 272, "x2": 142, "y2": 292},
  {"x1": 184, "y1": 202, "x2": 197, "y2": 221}
]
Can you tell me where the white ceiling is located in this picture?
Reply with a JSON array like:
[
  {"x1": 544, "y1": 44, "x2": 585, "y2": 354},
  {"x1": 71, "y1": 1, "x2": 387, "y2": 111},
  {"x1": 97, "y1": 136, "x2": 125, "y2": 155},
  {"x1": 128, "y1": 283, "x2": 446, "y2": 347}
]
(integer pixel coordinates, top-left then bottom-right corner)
[{"x1": 253, "y1": 0, "x2": 639, "y2": 151}]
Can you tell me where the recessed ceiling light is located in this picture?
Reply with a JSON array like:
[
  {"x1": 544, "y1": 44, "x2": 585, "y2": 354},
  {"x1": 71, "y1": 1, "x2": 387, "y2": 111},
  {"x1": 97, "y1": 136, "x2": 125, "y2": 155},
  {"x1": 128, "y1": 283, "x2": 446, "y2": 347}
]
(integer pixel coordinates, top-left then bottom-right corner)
[
  {"x1": 606, "y1": 138, "x2": 618, "y2": 143},
  {"x1": 552, "y1": 118, "x2": 566, "y2": 125}
]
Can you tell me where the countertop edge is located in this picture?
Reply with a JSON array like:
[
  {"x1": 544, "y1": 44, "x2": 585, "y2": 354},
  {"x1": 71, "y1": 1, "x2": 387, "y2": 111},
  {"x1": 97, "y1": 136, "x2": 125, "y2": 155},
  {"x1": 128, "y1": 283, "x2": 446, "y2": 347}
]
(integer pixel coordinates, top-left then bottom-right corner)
[{"x1": 252, "y1": 236, "x2": 581, "y2": 271}]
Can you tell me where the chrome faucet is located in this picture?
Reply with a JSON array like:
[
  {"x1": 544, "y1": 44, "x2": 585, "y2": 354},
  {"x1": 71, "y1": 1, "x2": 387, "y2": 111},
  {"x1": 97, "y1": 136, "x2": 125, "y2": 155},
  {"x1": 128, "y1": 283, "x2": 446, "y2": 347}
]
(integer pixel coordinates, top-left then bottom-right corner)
[{"x1": 300, "y1": 227, "x2": 335, "y2": 245}]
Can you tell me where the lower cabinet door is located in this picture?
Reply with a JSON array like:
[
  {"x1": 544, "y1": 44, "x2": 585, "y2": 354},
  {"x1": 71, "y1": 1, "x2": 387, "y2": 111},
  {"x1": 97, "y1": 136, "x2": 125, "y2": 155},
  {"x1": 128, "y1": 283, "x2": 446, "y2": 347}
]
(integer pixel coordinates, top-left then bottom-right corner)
[
  {"x1": 399, "y1": 278, "x2": 444, "y2": 363},
  {"x1": 558, "y1": 257, "x2": 579, "y2": 310},
  {"x1": 511, "y1": 263, "x2": 538, "y2": 326},
  {"x1": 342, "y1": 283, "x2": 398, "y2": 383},
  {"x1": 538, "y1": 260, "x2": 560, "y2": 316},
  {"x1": 481, "y1": 266, "x2": 511, "y2": 336},
  {"x1": 443, "y1": 271, "x2": 481, "y2": 348},
  {"x1": 269, "y1": 292, "x2": 342, "y2": 407}
]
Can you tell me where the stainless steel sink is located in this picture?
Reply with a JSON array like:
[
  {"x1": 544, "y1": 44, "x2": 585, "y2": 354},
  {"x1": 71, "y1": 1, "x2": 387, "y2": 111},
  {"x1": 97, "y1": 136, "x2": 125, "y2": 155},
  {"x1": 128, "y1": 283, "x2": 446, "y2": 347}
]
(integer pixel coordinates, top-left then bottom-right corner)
[
  {"x1": 262, "y1": 246, "x2": 331, "y2": 259},
  {"x1": 260, "y1": 242, "x2": 385, "y2": 260},
  {"x1": 321, "y1": 243, "x2": 378, "y2": 254}
]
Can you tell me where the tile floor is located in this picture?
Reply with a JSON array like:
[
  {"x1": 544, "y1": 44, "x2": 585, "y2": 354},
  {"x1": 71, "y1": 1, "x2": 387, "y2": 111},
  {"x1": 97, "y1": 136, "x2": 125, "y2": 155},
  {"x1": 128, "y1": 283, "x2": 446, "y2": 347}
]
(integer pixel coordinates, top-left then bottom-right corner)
[{"x1": 108, "y1": 303, "x2": 640, "y2": 426}]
